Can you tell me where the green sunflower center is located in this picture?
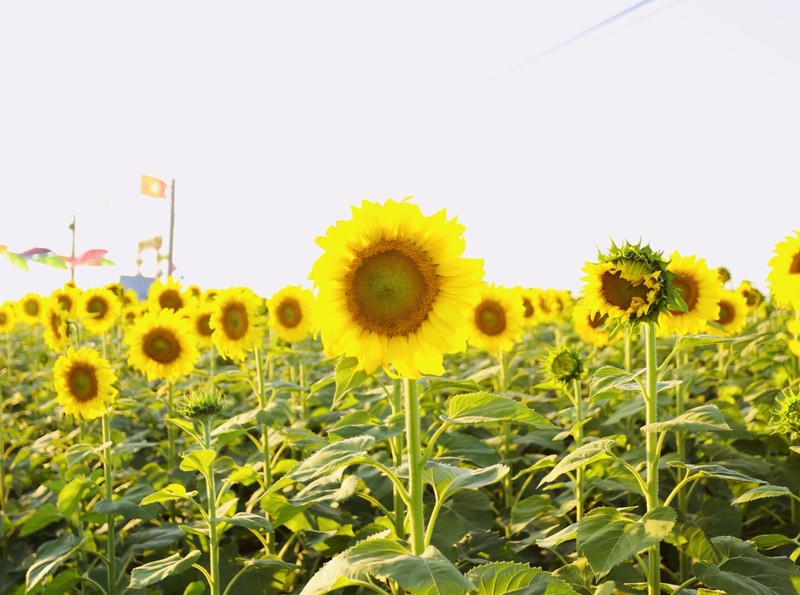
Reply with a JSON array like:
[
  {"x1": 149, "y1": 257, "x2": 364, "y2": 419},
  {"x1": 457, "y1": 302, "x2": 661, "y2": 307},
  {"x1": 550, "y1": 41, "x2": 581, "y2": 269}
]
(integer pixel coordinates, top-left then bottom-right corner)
[
  {"x1": 475, "y1": 300, "x2": 506, "y2": 336},
  {"x1": 522, "y1": 297, "x2": 534, "y2": 319},
  {"x1": 791, "y1": 252, "x2": 800, "y2": 275},
  {"x1": 601, "y1": 270, "x2": 651, "y2": 313},
  {"x1": 346, "y1": 239, "x2": 439, "y2": 337},
  {"x1": 144, "y1": 328, "x2": 182, "y2": 363},
  {"x1": 197, "y1": 314, "x2": 213, "y2": 337},
  {"x1": 69, "y1": 365, "x2": 98, "y2": 402},
  {"x1": 672, "y1": 275, "x2": 699, "y2": 311},
  {"x1": 222, "y1": 303, "x2": 249, "y2": 340},
  {"x1": 24, "y1": 300, "x2": 40, "y2": 316},
  {"x1": 160, "y1": 289, "x2": 184, "y2": 311},
  {"x1": 87, "y1": 297, "x2": 109, "y2": 319},
  {"x1": 588, "y1": 312, "x2": 608, "y2": 329},
  {"x1": 277, "y1": 298, "x2": 302, "y2": 329},
  {"x1": 716, "y1": 300, "x2": 734, "y2": 325}
]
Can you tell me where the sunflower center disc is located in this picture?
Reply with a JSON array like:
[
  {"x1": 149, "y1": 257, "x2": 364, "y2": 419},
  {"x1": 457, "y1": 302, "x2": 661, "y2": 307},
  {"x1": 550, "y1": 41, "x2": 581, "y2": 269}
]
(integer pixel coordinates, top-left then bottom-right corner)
[
  {"x1": 346, "y1": 240, "x2": 438, "y2": 337},
  {"x1": 0, "y1": 313, "x2": 6, "y2": 325},
  {"x1": 791, "y1": 252, "x2": 800, "y2": 275},
  {"x1": 601, "y1": 270, "x2": 651, "y2": 311},
  {"x1": 475, "y1": 300, "x2": 506, "y2": 336},
  {"x1": 277, "y1": 298, "x2": 302, "y2": 328},
  {"x1": 25, "y1": 301, "x2": 39, "y2": 316},
  {"x1": 716, "y1": 301, "x2": 734, "y2": 325},
  {"x1": 522, "y1": 297, "x2": 534, "y2": 319},
  {"x1": 88, "y1": 297, "x2": 108, "y2": 318},
  {"x1": 58, "y1": 296, "x2": 73, "y2": 311},
  {"x1": 160, "y1": 290, "x2": 183, "y2": 311},
  {"x1": 588, "y1": 312, "x2": 607, "y2": 329},
  {"x1": 70, "y1": 365, "x2": 98, "y2": 402},
  {"x1": 145, "y1": 329, "x2": 182, "y2": 363},
  {"x1": 197, "y1": 314, "x2": 213, "y2": 337},
  {"x1": 672, "y1": 275, "x2": 699, "y2": 311},
  {"x1": 222, "y1": 304, "x2": 249, "y2": 340}
]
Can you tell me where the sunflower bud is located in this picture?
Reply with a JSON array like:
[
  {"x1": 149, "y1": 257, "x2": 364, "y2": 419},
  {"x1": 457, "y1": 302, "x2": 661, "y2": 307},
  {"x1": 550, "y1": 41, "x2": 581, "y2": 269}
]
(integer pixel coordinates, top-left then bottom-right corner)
[
  {"x1": 542, "y1": 344, "x2": 584, "y2": 385},
  {"x1": 773, "y1": 388, "x2": 800, "y2": 436},
  {"x1": 177, "y1": 387, "x2": 226, "y2": 421}
]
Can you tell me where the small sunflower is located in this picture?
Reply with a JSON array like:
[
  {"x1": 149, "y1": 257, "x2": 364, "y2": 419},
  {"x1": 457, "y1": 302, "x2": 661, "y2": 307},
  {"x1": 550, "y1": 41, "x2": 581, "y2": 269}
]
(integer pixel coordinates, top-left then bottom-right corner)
[
  {"x1": 787, "y1": 319, "x2": 800, "y2": 357},
  {"x1": 50, "y1": 285, "x2": 79, "y2": 317},
  {"x1": 186, "y1": 302, "x2": 216, "y2": 348},
  {"x1": 468, "y1": 284, "x2": 525, "y2": 355},
  {"x1": 79, "y1": 287, "x2": 121, "y2": 335},
  {"x1": 122, "y1": 301, "x2": 146, "y2": 327},
  {"x1": 147, "y1": 277, "x2": 193, "y2": 313},
  {"x1": 0, "y1": 302, "x2": 17, "y2": 333},
  {"x1": 542, "y1": 344, "x2": 584, "y2": 385},
  {"x1": 210, "y1": 287, "x2": 264, "y2": 362},
  {"x1": 772, "y1": 387, "x2": 800, "y2": 437},
  {"x1": 54, "y1": 347, "x2": 117, "y2": 420},
  {"x1": 547, "y1": 289, "x2": 575, "y2": 321},
  {"x1": 267, "y1": 285, "x2": 315, "y2": 343},
  {"x1": 736, "y1": 280, "x2": 763, "y2": 309},
  {"x1": 42, "y1": 300, "x2": 69, "y2": 352},
  {"x1": 767, "y1": 231, "x2": 800, "y2": 310},
  {"x1": 708, "y1": 290, "x2": 748, "y2": 336},
  {"x1": 125, "y1": 308, "x2": 200, "y2": 381},
  {"x1": 581, "y1": 240, "x2": 684, "y2": 328},
  {"x1": 104, "y1": 281, "x2": 125, "y2": 299},
  {"x1": 658, "y1": 252, "x2": 722, "y2": 336},
  {"x1": 122, "y1": 288, "x2": 140, "y2": 308},
  {"x1": 572, "y1": 299, "x2": 615, "y2": 348},
  {"x1": 309, "y1": 198, "x2": 484, "y2": 377},
  {"x1": 516, "y1": 288, "x2": 539, "y2": 328},
  {"x1": 17, "y1": 292, "x2": 44, "y2": 326}
]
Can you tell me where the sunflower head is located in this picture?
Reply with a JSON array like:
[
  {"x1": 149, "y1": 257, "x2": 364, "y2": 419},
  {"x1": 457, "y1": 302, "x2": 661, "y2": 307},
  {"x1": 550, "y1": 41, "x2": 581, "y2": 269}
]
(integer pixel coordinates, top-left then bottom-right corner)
[
  {"x1": 51, "y1": 285, "x2": 79, "y2": 317},
  {"x1": 42, "y1": 300, "x2": 69, "y2": 352},
  {"x1": 210, "y1": 287, "x2": 264, "y2": 362},
  {"x1": 54, "y1": 347, "x2": 118, "y2": 420},
  {"x1": 80, "y1": 287, "x2": 121, "y2": 335},
  {"x1": 707, "y1": 290, "x2": 748, "y2": 337},
  {"x1": 468, "y1": 284, "x2": 525, "y2": 355},
  {"x1": 736, "y1": 280, "x2": 763, "y2": 309},
  {"x1": 0, "y1": 302, "x2": 17, "y2": 333},
  {"x1": 125, "y1": 308, "x2": 200, "y2": 381},
  {"x1": 772, "y1": 388, "x2": 800, "y2": 437},
  {"x1": 267, "y1": 285, "x2": 315, "y2": 343},
  {"x1": 542, "y1": 344, "x2": 584, "y2": 385},
  {"x1": 768, "y1": 231, "x2": 800, "y2": 310},
  {"x1": 572, "y1": 299, "x2": 615, "y2": 347},
  {"x1": 657, "y1": 251, "x2": 722, "y2": 337},
  {"x1": 581, "y1": 240, "x2": 685, "y2": 330},
  {"x1": 147, "y1": 277, "x2": 193, "y2": 313},
  {"x1": 177, "y1": 386, "x2": 226, "y2": 421},
  {"x1": 187, "y1": 302, "x2": 216, "y2": 348},
  {"x1": 18, "y1": 293, "x2": 44, "y2": 326},
  {"x1": 716, "y1": 267, "x2": 732, "y2": 285}
]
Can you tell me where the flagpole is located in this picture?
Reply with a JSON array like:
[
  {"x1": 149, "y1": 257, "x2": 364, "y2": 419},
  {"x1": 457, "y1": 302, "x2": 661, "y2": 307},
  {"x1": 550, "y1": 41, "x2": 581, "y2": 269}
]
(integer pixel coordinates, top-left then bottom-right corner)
[
  {"x1": 69, "y1": 214, "x2": 76, "y2": 282},
  {"x1": 167, "y1": 179, "x2": 175, "y2": 279}
]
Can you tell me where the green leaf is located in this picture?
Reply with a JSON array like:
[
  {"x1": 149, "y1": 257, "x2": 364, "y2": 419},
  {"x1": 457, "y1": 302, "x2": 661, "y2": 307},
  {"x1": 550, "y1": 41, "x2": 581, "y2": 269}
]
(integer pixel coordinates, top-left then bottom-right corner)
[
  {"x1": 179, "y1": 448, "x2": 217, "y2": 476},
  {"x1": 19, "y1": 503, "x2": 62, "y2": 537},
  {"x1": 751, "y1": 534, "x2": 798, "y2": 550},
  {"x1": 642, "y1": 404, "x2": 730, "y2": 433},
  {"x1": 217, "y1": 512, "x2": 273, "y2": 532},
  {"x1": 539, "y1": 440, "x2": 617, "y2": 486},
  {"x1": 93, "y1": 498, "x2": 156, "y2": 521},
  {"x1": 301, "y1": 536, "x2": 474, "y2": 595},
  {"x1": 56, "y1": 477, "x2": 94, "y2": 519},
  {"x1": 241, "y1": 555, "x2": 300, "y2": 571},
  {"x1": 26, "y1": 534, "x2": 84, "y2": 592},
  {"x1": 577, "y1": 506, "x2": 676, "y2": 574},
  {"x1": 288, "y1": 435, "x2": 375, "y2": 483},
  {"x1": 536, "y1": 522, "x2": 579, "y2": 549},
  {"x1": 333, "y1": 356, "x2": 371, "y2": 410},
  {"x1": 140, "y1": 483, "x2": 198, "y2": 506},
  {"x1": 670, "y1": 463, "x2": 765, "y2": 485},
  {"x1": 128, "y1": 550, "x2": 203, "y2": 588},
  {"x1": 466, "y1": 562, "x2": 579, "y2": 595},
  {"x1": 589, "y1": 366, "x2": 644, "y2": 398},
  {"x1": 693, "y1": 536, "x2": 800, "y2": 595},
  {"x1": 183, "y1": 581, "x2": 206, "y2": 595},
  {"x1": 126, "y1": 525, "x2": 185, "y2": 552},
  {"x1": 732, "y1": 484, "x2": 792, "y2": 505},
  {"x1": 424, "y1": 461, "x2": 509, "y2": 503},
  {"x1": 444, "y1": 392, "x2": 553, "y2": 427}
]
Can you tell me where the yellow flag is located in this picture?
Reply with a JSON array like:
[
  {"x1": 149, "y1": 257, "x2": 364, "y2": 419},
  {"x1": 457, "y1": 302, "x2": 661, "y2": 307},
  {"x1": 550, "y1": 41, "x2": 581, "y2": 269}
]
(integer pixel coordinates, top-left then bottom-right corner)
[{"x1": 140, "y1": 175, "x2": 167, "y2": 198}]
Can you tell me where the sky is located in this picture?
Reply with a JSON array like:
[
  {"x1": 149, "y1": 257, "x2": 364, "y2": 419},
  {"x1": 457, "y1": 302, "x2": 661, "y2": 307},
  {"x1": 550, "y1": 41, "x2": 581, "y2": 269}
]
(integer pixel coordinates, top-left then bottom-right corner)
[{"x1": 1, "y1": 0, "x2": 798, "y2": 302}]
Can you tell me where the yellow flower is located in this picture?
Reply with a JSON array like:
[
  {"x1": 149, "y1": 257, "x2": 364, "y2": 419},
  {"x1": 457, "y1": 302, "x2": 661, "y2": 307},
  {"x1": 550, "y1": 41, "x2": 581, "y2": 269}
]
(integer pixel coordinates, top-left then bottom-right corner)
[
  {"x1": 50, "y1": 285, "x2": 79, "y2": 317},
  {"x1": 147, "y1": 277, "x2": 193, "y2": 313},
  {"x1": 516, "y1": 288, "x2": 539, "y2": 328},
  {"x1": 736, "y1": 280, "x2": 763, "y2": 309},
  {"x1": 767, "y1": 231, "x2": 800, "y2": 310},
  {"x1": 79, "y1": 287, "x2": 121, "y2": 335},
  {"x1": 708, "y1": 290, "x2": 748, "y2": 336},
  {"x1": 546, "y1": 289, "x2": 574, "y2": 321},
  {"x1": 125, "y1": 308, "x2": 200, "y2": 381},
  {"x1": 572, "y1": 299, "x2": 616, "y2": 348},
  {"x1": 267, "y1": 285, "x2": 315, "y2": 343},
  {"x1": 0, "y1": 302, "x2": 17, "y2": 333},
  {"x1": 658, "y1": 252, "x2": 722, "y2": 336},
  {"x1": 309, "y1": 198, "x2": 484, "y2": 377},
  {"x1": 17, "y1": 292, "x2": 44, "y2": 326},
  {"x1": 468, "y1": 284, "x2": 525, "y2": 355},
  {"x1": 210, "y1": 287, "x2": 264, "y2": 362},
  {"x1": 42, "y1": 300, "x2": 69, "y2": 352},
  {"x1": 54, "y1": 347, "x2": 117, "y2": 420},
  {"x1": 186, "y1": 302, "x2": 216, "y2": 349}
]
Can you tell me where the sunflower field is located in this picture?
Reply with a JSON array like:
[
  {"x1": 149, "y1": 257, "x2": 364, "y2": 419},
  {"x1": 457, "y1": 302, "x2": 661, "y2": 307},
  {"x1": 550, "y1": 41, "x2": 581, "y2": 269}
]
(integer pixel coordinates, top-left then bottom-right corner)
[{"x1": 2, "y1": 199, "x2": 800, "y2": 595}]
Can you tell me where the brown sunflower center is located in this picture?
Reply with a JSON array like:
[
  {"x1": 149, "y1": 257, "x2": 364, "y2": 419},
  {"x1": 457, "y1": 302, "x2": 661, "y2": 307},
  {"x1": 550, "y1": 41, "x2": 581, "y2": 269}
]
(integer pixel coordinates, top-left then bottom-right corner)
[
  {"x1": 144, "y1": 328, "x2": 182, "y2": 363},
  {"x1": 522, "y1": 297, "x2": 534, "y2": 319},
  {"x1": 601, "y1": 270, "x2": 651, "y2": 312},
  {"x1": 49, "y1": 312, "x2": 63, "y2": 338},
  {"x1": 24, "y1": 300, "x2": 40, "y2": 316},
  {"x1": 221, "y1": 303, "x2": 249, "y2": 340},
  {"x1": 277, "y1": 298, "x2": 302, "y2": 329},
  {"x1": 159, "y1": 289, "x2": 184, "y2": 311},
  {"x1": 588, "y1": 312, "x2": 608, "y2": 329},
  {"x1": 57, "y1": 295, "x2": 73, "y2": 311},
  {"x1": 791, "y1": 252, "x2": 800, "y2": 275},
  {"x1": 345, "y1": 239, "x2": 439, "y2": 337},
  {"x1": 87, "y1": 297, "x2": 109, "y2": 319},
  {"x1": 672, "y1": 275, "x2": 699, "y2": 312},
  {"x1": 475, "y1": 300, "x2": 506, "y2": 336},
  {"x1": 69, "y1": 365, "x2": 98, "y2": 402},
  {"x1": 716, "y1": 300, "x2": 734, "y2": 325},
  {"x1": 196, "y1": 313, "x2": 213, "y2": 337},
  {"x1": 0, "y1": 312, "x2": 7, "y2": 325}
]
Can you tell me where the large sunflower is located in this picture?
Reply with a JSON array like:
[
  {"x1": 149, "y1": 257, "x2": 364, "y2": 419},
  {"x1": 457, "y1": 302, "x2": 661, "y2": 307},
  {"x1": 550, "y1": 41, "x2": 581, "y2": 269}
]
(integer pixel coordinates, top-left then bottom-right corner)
[
  {"x1": 0, "y1": 302, "x2": 17, "y2": 333},
  {"x1": 572, "y1": 299, "x2": 615, "y2": 348},
  {"x1": 767, "y1": 231, "x2": 800, "y2": 309},
  {"x1": 657, "y1": 252, "x2": 722, "y2": 336},
  {"x1": 267, "y1": 285, "x2": 315, "y2": 343},
  {"x1": 708, "y1": 290, "x2": 748, "y2": 337},
  {"x1": 17, "y1": 293, "x2": 44, "y2": 326},
  {"x1": 125, "y1": 308, "x2": 200, "y2": 381},
  {"x1": 42, "y1": 300, "x2": 69, "y2": 352},
  {"x1": 468, "y1": 284, "x2": 525, "y2": 355},
  {"x1": 54, "y1": 347, "x2": 117, "y2": 420},
  {"x1": 309, "y1": 198, "x2": 484, "y2": 377},
  {"x1": 80, "y1": 287, "x2": 121, "y2": 335},
  {"x1": 209, "y1": 287, "x2": 264, "y2": 362},
  {"x1": 147, "y1": 277, "x2": 193, "y2": 313}
]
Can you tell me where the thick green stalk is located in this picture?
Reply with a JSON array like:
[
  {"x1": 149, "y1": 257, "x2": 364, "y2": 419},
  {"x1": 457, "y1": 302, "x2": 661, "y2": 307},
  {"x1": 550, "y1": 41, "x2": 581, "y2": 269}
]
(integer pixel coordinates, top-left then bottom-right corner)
[
  {"x1": 674, "y1": 350, "x2": 689, "y2": 583},
  {"x1": 390, "y1": 379, "x2": 406, "y2": 539},
  {"x1": 644, "y1": 321, "x2": 661, "y2": 595},
  {"x1": 624, "y1": 326, "x2": 633, "y2": 372},
  {"x1": 166, "y1": 382, "x2": 176, "y2": 473},
  {"x1": 404, "y1": 378, "x2": 425, "y2": 555},
  {"x1": 101, "y1": 412, "x2": 116, "y2": 595},
  {"x1": 254, "y1": 346, "x2": 275, "y2": 555},
  {"x1": 497, "y1": 351, "x2": 514, "y2": 521},
  {"x1": 573, "y1": 378, "x2": 585, "y2": 521},
  {"x1": 203, "y1": 420, "x2": 220, "y2": 595}
]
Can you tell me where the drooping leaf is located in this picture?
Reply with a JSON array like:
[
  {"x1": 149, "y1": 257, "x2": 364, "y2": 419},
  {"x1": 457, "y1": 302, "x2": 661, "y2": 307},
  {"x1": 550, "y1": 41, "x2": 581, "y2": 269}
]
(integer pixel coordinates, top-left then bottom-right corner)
[
  {"x1": 589, "y1": 366, "x2": 644, "y2": 398},
  {"x1": 128, "y1": 550, "x2": 203, "y2": 588},
  {"x1": 19, "y1": 503, "x2": 62, "y2": 537},
  {"x1": 179, "y1": 448, "x2": 217, "y2": 476},
  {"x1": 732, "y1": 484, "x2": 792, "y2": 505},
  {"x1": 26, "y1": 534, "x2": 84, "y2": 592},
  {"x1": 93, "y1": 498, "x2": 155, "y2": 521},
  {"x1": 642, "y1": 404, "x2": 730, "y2": 433},
  {"x1": 670, "y1": 463, "x2": 765, "y2": 485},
  {"x1": 140, "y1": 483, "x2": 198, "y2": 506},
  {"x1": 332, "y1": 356, "x2": 371, "y2": 410},
  {"x1": 539, "y1": 440, "x2": 617, "y2": 486},
  {"x1": 126, "y1": 524, "x2": 187, "y2": 552},
  {"x1": 288, "y1": 435, "x2": 375, "y2": 483},
  {"x1": 536, "y1": 522, "x2": 579, "y2": 549},
  {"x1": 424, "y1": 461, "x2": 509, "y2": 503},
  {"x1": 443, "y1": 392, "x2": 553, "y2": 427},
  {"x1": 216, "y1": 512, "x2": 273, "y2": 532},
  {"x1": 466, "y1": 561, "x2": 579, "y2": 594}
]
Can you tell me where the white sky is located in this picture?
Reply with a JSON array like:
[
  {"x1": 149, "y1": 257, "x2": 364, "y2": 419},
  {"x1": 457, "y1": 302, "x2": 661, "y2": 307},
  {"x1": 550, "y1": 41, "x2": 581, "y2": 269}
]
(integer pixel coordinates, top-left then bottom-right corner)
[{"x1": 1, "y1": 1, "x2": 798, "y2": 302}]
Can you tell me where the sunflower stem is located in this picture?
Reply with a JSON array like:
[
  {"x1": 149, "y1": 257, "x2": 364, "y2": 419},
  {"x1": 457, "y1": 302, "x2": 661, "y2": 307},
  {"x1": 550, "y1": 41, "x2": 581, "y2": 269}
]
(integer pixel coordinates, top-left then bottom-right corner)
[
  {"x1": 202, "y1": 419, "x2": 221, "y2": 595},
  {"x1": 497, "y1": 350, "x2": 514, "y2": 533},
  {"x1": 624, "y1": 326, "x2": 633, "y2": 373},
  {"x1": 674, "y1": 349, "x2": 689, "y2": 583},
  {"x1": 254, "y1": 345, "x2": 275, "y2": 555},
  {"x1": 404, "y1": 377, "x2": 425, "y2": 555},
  {"x1": 390, "y1": 379, "x2": 406, "y2": 539},
  {"x1": 573, "y1": 377, "x2": 586, "y2": 521},
  {"x1": 166, "y1": 382, "x2": 176, "y2": 474},
  {"x1": 101, "y1": 411, "x2": 116, "y2": 595},
  {"x1": 644, "y1": 320, "x2": 661, "y2": 595}
]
